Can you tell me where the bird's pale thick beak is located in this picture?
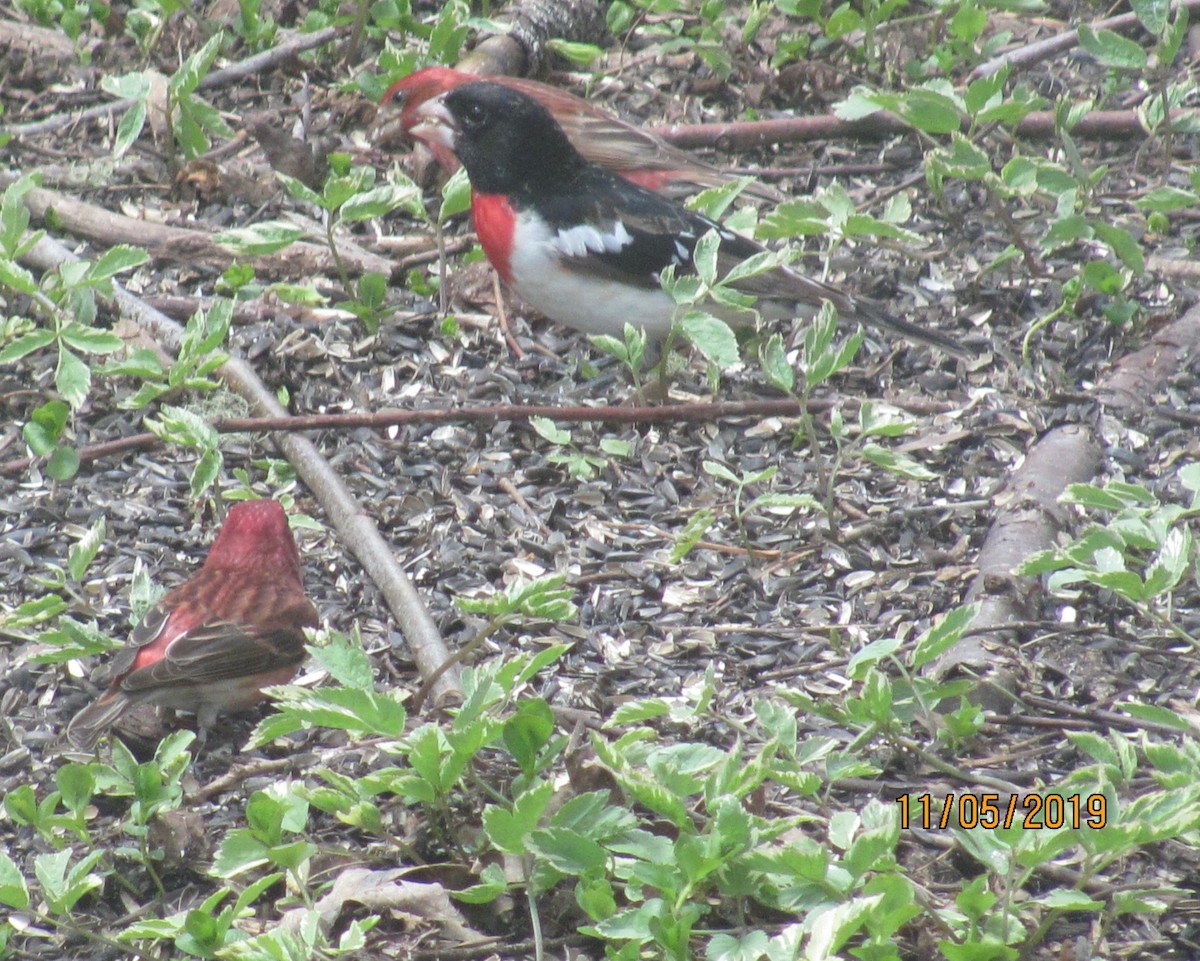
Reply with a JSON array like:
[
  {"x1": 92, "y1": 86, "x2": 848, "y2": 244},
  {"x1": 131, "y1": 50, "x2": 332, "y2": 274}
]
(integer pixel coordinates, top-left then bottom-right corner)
[{"x1": 409, "y1": 98, "x2": 457, "y2": 152}]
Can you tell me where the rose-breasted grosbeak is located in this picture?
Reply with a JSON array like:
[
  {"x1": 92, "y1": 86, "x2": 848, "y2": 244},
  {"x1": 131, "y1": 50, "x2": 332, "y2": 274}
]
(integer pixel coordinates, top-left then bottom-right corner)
[
  {"x1": 381, "y1": 66, "x2": 781, "y2": 201},
  {"x1": 410, "y1": 82, "x2": 968, "y2": 357},
  {"x1": 66, "y1": 500, "x2": 318, "y2": 748}
]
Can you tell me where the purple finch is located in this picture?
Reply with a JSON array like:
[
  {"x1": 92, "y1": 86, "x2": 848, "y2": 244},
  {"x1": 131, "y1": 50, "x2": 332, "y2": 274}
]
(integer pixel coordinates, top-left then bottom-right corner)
[{"x1": 66, "y1": 500, "x2": 318, "y2": 748}]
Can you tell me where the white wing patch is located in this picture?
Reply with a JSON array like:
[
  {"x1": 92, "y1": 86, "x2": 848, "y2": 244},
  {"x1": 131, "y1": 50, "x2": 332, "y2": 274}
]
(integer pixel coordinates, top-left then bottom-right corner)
[{"x1": 553, "y1": 220, "x2": 634, "y2": 258}]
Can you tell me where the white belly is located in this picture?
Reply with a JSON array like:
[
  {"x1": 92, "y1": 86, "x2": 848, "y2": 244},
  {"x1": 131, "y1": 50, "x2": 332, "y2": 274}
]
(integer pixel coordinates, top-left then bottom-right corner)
[{"x1": 508, "y1": 218, "x2": 676, "y2": 341}]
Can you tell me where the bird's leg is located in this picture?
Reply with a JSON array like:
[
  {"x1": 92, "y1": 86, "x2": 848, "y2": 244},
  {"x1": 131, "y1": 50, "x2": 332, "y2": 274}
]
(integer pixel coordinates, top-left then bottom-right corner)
[{"x1": 492, "y1": 270, "x2": 525, "y2": 359}]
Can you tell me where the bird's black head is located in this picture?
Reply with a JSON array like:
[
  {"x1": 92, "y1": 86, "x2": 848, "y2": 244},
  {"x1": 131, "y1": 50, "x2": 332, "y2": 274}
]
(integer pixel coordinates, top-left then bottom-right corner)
[{"x1": 426, "y1": 81, "x2": 588, "y2": 195}]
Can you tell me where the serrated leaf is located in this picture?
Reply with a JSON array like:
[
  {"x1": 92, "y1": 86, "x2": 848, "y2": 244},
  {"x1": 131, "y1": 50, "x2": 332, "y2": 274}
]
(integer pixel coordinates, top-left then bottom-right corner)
[
  {"x1": 679, "y1": 311, "x2": 739, "y2": 368},
  {"x1": 213, "y1": 221, "x2": 304, "y2": 255},
  {"x1": 60, "y1": 325, "x2": 124, "y2": 354},
  {"x1": 277, "y1": 173, "x2": 323, "y2": 207},
  {"x1": 171, "y1": 32, "x2": 224, "y2": 97},
  {"x1": 528, "y1": 827, "x2": 607, "y2": 874},
  {"x1": 340, "y1": 183, "x2": 422, "y2": 222},
  {"x1": 86, "y1": 244, "x2": 150, "y2": 283},
  {"x1": 112, "y1": 98, "x2": 147, "y2": 158},
  {"x1": 910, "y1": 603, "x2": 979, "y2": 669},
  {"x1": 862, "y1": 444, "x2": 936, "y2": 480},
  {"x1": 0, "y1": 257, "x2": 39, "y2": 294},
  {"x1": 758, "y1": 333, "x2": 795, "y2": 393},
  {"x1": 68, "y1": 515, "x2": 106, "y2": 581},
  {"x1": 56, "y1": 347, "x2": 91, "y2": 409}
]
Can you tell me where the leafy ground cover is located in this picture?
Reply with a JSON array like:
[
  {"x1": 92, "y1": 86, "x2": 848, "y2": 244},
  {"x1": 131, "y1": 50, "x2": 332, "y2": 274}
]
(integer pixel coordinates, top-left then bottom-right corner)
[{"x1": 1, "y1": 0, "x2": 1200, "y2": 958}]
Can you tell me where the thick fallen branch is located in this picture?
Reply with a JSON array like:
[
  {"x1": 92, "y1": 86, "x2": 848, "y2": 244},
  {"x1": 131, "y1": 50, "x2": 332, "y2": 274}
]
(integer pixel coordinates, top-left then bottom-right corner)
[
  {"x1": 20, "y1": 233, "x2": 460, "y2": 710},
  {"x1": 0, "y1": 173, "x2": 394, "y2": 279}
]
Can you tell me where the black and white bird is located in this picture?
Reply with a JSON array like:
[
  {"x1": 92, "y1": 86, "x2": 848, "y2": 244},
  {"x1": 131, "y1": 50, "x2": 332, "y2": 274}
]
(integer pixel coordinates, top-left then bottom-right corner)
[{"x1": 411, "y1": 81, "x2": 967, "y2": 358}]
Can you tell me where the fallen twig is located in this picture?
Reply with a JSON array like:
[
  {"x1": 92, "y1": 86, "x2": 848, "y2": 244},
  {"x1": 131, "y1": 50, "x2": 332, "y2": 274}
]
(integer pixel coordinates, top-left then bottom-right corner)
[
  {"x1": 0, "y1": 395, "x2": 965, "y2": 477},
  {"x1": 654, "y1": 109, "x2": 1173, "y2": 152}
]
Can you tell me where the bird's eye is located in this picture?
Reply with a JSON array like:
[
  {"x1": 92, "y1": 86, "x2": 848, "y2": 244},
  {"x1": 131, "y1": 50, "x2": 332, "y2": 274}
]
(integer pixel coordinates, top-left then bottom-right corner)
[{"x1": 460, "y1": 102, "x2": 486, "y2": 129}]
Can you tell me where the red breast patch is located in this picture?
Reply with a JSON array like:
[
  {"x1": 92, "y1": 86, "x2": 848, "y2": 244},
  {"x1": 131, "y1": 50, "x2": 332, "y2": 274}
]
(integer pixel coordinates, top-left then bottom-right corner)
[{"x1": 471, "y1": 191, "x2": 516, "y2": 283}]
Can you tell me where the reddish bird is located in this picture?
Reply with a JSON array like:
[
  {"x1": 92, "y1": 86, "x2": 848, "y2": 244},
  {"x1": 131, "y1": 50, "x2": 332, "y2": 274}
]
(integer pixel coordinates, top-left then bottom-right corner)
[
  {"x1": 381, "y1": 66, "x2": 781, "y2": 201},
  {"x1": 409, "y1": 82, "x2": 969, "y2": 356},
  {"x1": 66, "y1": 500, "x2": 318, "y2": 748}
]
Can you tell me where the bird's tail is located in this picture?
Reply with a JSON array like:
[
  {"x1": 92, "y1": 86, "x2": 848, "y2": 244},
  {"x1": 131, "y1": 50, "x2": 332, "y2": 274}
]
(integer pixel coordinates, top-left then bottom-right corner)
[
  {"x1": 65, "y1": 692, "x2": 132, "y2": 749},
  {"x1": 847, "y1": 295, "x2": 972, "y2": 360}
]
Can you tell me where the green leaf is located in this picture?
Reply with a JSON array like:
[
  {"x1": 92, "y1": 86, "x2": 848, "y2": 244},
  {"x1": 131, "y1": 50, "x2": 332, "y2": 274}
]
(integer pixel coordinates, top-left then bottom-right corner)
[
  {"x1": 482, "y1": 779, "x2": 554, "y2": 854},
  {"x1": 670, "y1": 509, "x2": 715, "y2": 563},
  {"x1": 68, "y1": 515, "x2": 106, "y2": 581},
  {"x1": 1130, "y1": 0, "x2": 1169, "y2": 35},
  {"x1": 898, "y1": 88, "x2": 963, "y2": 134},
  {"x1": 212, "y1": 828, "x2": 271, "y2": 878},
  {"x1": 529, "y1": 416, "x2": 571, "y2": 446},
  {"x1": 692, "y1": 230, "x2": 721, "y2": 286},
  {"x1": 545, "y1": 38, "x2": 604, "y2": 66},
  {"x1": 1037, "y1": 888, "x2": 1104, "y2": 910},
  {"x1": 1122, "y1": 702, "x2": 1193, "y2": 731},
  {"x1": 110, "y1": 97, "x2": 147, "y2": 158},
  {"x1": 929, "y1": 136, "x2": 992, "y2": 179},
  {"x1": 1092, "y1": 222, "x2": 1145, "y2": 274},
  {"x1": 0, "y1": 257, "x2": 39, "y2": 295},
  {"x1": 340, "y1": 183, "x2": 422, "y2": 222},
  {"x1": 190, "y1": 447, "x2": 223, "y2": 499},
  {"x1": 60, "y1": 325, "x2": 124, "y2": 354},
  {"x1": 528, "y1": 827, "x2": 608, "y2": 875},
  {"x1": 1040, "y1": 214, "x2": 1091, "y2": 252},
  {"x1": 277, "y1": 172, "x2": 324, "y2": 207},
  {"x1": 862, "y1": 444, "x2": 935, "y2": 480},
  {"x1": 56, "y1": 346, "x2": 91, "y2": 409},
  {"x1": 453, "y1": 862, "x2": 508, "y2": 904},
  {"x1": 758, "y1": 333, "x2": 794, "y2": 393},
  {"x1": 503, "y1": 699, "x2": 556, "y2": 776},
  {"x1": 1077, "y1": 25, "x2": 1147, "y2": 69},
  {"x1": 214, "y1": 221, "x2": 304, "y2": 255},
  {"x1": 86, "y1": 244, "x2": 150, "y2": 283},
  {"x1": 25, "y1": 400, "x2": 70, "y2": 450},
  {"x1": 679, "y1": 311, "x2": 739, "y2": 369},
  {"x1": 0, "y1": 852, "x2": 30, "y2": 909},
  {"x1": 438, "y1": 167, "x2": 472, "y2": 223},
  {"x1": 307, "y1": 630, "x2": 375, "y2": 690},
  {"x1": 0, "y1": 329, "x2": 55, "y2": 363},
  {"x1": 171, "y1": 32, "x2": 224, "y2": 97},
  {"x1": 910, "y1": 603, "x2": 979, "y2": 669},
  {"x1": 1135, "y1": 186, "x2": 1200, "y2": 212},
  {"x1": 47, "y1": 447, "x2": 81, "y2": 481}
]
